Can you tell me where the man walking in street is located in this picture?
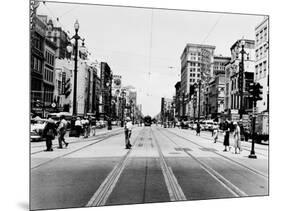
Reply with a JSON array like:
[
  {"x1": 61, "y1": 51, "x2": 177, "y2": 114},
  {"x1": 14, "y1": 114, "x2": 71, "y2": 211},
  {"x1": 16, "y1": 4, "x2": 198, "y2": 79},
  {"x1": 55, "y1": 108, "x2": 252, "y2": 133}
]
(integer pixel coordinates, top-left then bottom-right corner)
[
  {"x1": 42, "y1": 117, "x2": 57, "y2": 151},
  {"x1": 57, "y1": 115, "x2": 69, "y2": 149},
  {"x1": 124, "y1": 117, "x2": 133, "y2": 149},
  {"x1": 196, "y1": 122, "x2": 201, "y2": 136}
]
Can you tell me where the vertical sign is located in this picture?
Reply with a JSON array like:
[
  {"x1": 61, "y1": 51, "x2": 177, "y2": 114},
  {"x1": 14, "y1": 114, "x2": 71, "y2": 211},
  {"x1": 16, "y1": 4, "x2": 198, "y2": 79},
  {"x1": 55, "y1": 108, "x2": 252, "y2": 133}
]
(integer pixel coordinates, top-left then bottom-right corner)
[{"x1": 61, "y1": 72, "x2": 66, "y2": 95}]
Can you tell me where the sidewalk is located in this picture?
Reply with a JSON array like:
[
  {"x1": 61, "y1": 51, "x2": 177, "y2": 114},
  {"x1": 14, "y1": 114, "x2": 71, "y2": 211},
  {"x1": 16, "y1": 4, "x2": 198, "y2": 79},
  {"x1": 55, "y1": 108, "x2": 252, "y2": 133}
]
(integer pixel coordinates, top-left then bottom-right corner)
[
  {"x1": 31, "y1": 126, "x2": 124, "y2": 154},
  {"x1": 174, "y1": 128, "x2": 269, "y2": 151}
]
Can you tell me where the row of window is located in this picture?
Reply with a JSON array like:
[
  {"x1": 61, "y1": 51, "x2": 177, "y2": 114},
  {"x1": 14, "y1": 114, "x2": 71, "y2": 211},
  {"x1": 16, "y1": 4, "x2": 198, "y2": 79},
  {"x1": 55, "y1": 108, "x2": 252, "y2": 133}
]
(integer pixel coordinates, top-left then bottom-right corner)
[
  {"x1": 255, "y1": 61, "x2": 267, "y2": 79},
  {"x1": 33, "y1": 38, "x2": 43, "y2": 51},
  {"x1": 190, "y1": 78, "x2": 199, "y2": 83},
  {"x1": 45, "y1": 50, "x2": 55, "y2": 66},
  {"x1": 190, "y1": 73, "x2": 201, "y2": 77},
  {"x1": 256, "y1": 26, "x2": 268, "y2": 45},
  {"x1": 255, "y1": 43, "x2": 268, "y2": 60},
  {"x1": 189, "y1": 62, "x2": 201, "y2": 67},
  {"x1": 44, "y1": 68, "x2": 54, "y2": 83},
  {"x1": 32, "y1": 57, "x2": 43, "y2": 73}
]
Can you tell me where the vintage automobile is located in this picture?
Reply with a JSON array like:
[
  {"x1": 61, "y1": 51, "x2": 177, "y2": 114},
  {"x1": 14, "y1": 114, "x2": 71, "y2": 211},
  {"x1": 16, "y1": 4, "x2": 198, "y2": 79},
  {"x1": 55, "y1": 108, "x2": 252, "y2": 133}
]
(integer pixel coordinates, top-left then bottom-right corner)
[{"x1": 30, "y1": 117, "x2": 47, "y2": 141}]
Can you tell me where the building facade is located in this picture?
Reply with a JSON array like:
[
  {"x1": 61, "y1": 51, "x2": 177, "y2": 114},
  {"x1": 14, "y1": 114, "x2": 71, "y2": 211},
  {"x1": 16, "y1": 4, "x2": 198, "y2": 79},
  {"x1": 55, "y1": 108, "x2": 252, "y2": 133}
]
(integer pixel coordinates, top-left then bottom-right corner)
[
  {"x1": 224, "y1": 39, "x2": 255, "y2": 120},
  {"x1": 180, "y1": 43, "x2": 215, "y2": 119},
  {"x1": 42, "y1": 38, "x2": 57, "y2": 116},
  {"x1": 255, "y1": 17, "x2": 269, "y2": 113},
  {"x1": 31, "y1": 15, "x2": 47, "y2": 117}
]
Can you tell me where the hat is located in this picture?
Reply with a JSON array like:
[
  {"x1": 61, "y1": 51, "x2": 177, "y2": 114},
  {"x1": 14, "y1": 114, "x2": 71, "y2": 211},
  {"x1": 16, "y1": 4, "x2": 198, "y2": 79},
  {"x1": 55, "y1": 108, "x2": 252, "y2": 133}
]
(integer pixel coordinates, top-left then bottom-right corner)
[
  {"x1": 233, "y1": 122, "x2": 237, "y2": 125},
  {"x1": 126, "y1": 117, "x2": 131, "y2": 121}
]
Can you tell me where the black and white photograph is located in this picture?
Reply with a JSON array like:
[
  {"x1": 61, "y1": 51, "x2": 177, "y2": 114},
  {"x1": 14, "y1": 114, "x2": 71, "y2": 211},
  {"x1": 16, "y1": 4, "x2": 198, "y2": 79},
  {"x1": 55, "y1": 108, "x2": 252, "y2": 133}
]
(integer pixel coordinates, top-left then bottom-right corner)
[{"x1": 29, "y1": 0, "x2": 270, "y2": 210}]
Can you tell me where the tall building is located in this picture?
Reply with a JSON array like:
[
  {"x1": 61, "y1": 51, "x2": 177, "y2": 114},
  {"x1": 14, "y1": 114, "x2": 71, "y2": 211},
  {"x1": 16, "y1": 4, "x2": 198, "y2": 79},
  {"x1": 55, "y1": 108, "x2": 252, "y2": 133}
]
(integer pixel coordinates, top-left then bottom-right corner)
[
  {"x1": 38, "y1": 15, "x2": 71, "y2": 60},
  {"x1": 174, "y1": 81, "x2": 181, "y2": 120},
  {"x1": 180, "y1": 43, "x2": 215, "y2": 119},
  {"x1": 31, "y1": 15, "x2": 47, "y2": 117},
  {"x1": 100, "y1": 62, "x2": 112, "y2": 120},
  {"x1": 255, "y1": 17, "x2": 269, "y2": 113},
  {"x1": 42, "y1": 38, "x2": 57, "y2": 116},
  {"x1": 224, "y1": 39, "x2": 255, "y2": 120}
]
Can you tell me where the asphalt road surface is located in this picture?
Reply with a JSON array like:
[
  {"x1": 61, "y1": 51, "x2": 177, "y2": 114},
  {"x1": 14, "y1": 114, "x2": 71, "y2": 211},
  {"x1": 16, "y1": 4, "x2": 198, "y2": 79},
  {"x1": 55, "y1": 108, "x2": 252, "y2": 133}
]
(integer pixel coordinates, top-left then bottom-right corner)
[{"x1": 30, "y1": 125, "x2": 268, "y2": 210}]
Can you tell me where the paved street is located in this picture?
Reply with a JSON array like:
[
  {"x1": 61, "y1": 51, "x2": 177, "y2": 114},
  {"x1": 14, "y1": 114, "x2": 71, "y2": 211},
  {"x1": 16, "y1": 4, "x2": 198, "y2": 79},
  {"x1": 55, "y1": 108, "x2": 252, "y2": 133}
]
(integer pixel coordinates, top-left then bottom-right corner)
[{"x1": 30, "y1": 126, "x2": 268, "y2": 210}]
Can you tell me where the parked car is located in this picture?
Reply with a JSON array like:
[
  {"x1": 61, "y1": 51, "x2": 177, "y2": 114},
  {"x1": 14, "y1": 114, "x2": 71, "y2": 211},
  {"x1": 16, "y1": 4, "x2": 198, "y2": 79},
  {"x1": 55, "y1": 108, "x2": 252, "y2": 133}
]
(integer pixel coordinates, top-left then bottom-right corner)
[{"x1": 30, "y1": 118, "x2": 47, "y2": 141}]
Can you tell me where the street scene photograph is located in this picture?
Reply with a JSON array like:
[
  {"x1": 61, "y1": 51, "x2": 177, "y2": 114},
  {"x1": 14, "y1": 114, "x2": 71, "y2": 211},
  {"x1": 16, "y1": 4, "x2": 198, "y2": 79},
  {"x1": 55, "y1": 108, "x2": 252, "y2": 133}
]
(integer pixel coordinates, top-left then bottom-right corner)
[{"x1": 30, "y1": 0, "x2": 269, "y2": 210}]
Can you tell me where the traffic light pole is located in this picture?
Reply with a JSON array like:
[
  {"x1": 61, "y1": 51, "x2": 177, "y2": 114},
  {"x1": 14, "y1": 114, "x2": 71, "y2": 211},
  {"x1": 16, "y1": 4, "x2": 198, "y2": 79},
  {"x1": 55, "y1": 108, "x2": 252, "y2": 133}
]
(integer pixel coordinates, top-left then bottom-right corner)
[{"x1": 249, "y1": 100, "x2": 257, "y2": 159}]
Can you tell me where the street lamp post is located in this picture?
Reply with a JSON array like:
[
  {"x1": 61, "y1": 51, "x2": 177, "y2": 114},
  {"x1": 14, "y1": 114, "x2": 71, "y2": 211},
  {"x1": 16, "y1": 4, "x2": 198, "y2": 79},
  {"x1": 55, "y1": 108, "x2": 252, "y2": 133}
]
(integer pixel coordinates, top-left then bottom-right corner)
[
  {"x1": 67, "y1": 20, "x2": 86, "y2": 116},
  {"x1": 239, "y1": 39, "x2": 246, "y2": 119},
  {"x1": 121, "y1": 91, "x2": 126, "y2": 127}
]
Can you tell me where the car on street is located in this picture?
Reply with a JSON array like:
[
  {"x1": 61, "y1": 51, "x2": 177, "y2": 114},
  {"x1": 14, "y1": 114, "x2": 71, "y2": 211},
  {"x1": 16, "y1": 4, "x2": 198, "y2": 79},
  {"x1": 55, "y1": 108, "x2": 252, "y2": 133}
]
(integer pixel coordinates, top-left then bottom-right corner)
[{"x1": 30, "y1": 118, "x2": 47, "y2": 141}]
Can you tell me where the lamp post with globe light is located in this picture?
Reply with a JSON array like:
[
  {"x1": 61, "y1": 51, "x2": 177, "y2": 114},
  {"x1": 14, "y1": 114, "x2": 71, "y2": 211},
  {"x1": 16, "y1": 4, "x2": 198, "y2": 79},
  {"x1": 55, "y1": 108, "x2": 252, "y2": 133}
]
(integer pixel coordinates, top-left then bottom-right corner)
[{"x1": 66, "y1": 20, "x2": 86, "y2": 116}]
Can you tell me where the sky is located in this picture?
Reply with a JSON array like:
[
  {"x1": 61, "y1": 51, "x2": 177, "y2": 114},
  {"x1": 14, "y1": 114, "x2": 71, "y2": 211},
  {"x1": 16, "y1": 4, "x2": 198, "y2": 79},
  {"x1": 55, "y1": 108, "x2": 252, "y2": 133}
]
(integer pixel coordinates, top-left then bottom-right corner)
[{"x1": 37, "y1": 1, "x2": 265, "y2": 117}]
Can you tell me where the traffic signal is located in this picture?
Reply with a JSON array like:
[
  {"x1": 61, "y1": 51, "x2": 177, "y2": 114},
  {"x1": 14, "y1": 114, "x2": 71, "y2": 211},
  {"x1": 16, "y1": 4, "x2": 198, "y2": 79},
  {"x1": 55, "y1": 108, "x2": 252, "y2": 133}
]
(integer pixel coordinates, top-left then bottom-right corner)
[
  {"x1": 254, "y1": 82, "x2": 263, "y2": 101},
  {"x1": 248, "y1": 82, "x2": 263, "y2": 102}
]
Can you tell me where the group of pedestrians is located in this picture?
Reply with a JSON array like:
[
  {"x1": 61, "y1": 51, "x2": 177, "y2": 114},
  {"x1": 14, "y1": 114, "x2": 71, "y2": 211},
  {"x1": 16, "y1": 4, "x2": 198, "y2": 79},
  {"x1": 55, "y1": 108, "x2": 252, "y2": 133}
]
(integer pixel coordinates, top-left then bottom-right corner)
[
  {"x1": 220, "y1": 120, "x2": 243, "y2": 154},
  {"x1": 74, "y1": 116, "x2": 91, "y2": 138},
  {"x1": 42, "y1": 115, "x2": 69, "y2": 152}
]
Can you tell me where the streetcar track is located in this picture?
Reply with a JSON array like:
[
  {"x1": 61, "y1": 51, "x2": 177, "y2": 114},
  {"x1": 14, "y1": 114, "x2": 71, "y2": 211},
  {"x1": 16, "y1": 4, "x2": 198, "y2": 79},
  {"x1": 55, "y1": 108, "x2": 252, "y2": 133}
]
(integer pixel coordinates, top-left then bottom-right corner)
[
  {"x1": 150, "y1": 128, "x2": 187, "y2": 201},
  {"x1": 155, "y1": 128, "x2": 248, "y2": 197},
  {"x1": 31, "y1": 130, "x2": 126, "y2": 170},
  {"x1": 158, "y1": 128, "x2": 268, "y2": 180},
  {"x1": 86, "y1": 128, "x2": 145, "y2": 207}
]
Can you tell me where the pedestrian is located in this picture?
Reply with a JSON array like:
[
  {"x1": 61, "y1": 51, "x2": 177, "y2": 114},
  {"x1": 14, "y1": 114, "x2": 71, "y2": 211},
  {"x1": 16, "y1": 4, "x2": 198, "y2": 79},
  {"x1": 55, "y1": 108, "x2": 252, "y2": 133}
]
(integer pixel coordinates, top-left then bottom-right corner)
[
  {"x1": 196, "y1": 122, "x2": 201, "y2": 136},
  {"x1": 57, "y1": 115, "x2": 69, "y2": 149},
  {"x1": 42, "y1": 118, "x2": 57, "y2": 151},
  {"x1": 233, "y1": 122, "x2": 242, "y2": 154},
  {"x1": 83, "y1": 116, "x2": 90, "y2": 138},
  {"x1": 213, "y1": 125, "x2": 218, "y2": 143},
  {"x1": 223, "y1": 120, "x2": 230, "y2": 151},
  {"x1": 75, "y1": 117, "x2": 82, "y2": 137},
  {"x1": 124, "y1": 117, "x2": 133, "y2": 149}
]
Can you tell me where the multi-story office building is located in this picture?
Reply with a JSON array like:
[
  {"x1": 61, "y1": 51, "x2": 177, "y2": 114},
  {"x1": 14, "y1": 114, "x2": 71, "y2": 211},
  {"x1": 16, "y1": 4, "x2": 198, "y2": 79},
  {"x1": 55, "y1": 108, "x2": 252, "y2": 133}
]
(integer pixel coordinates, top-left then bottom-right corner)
[
  {"x1": 38, "y1": 15, "x2": 71, "y2": 60},
  {"x1": 180, "y1": 43, "x2": 215, "y2": 119},
  {"x1": 174, "y1": 81, "x2": 181, "y2": 120},
  {"x1": 31, "y1": 15, "x2": 47, "y2": 117},
  {"x1": 255, "y1": 17, "x2": 269, "y2": 113},
  {"x1": 100, "y1": 62, "x2": 112, "y2": 120},
  {"x1": 42, "y1": 38, "x2": 57, "y2": 116},
  {"x1": 224, "y1": 39, "x2": 255, "y2": 120}
]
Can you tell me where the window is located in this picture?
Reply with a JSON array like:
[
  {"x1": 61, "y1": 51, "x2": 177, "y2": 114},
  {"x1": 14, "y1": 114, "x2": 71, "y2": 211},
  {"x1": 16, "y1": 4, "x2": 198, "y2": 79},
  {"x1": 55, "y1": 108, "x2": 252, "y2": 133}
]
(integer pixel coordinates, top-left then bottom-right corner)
[
  {"x1": 260, "y1": 30, "x2": 263, "y2": 42},
  {"x1": 256, "y1": 49, "x2": 259, "y2": 60},
  {"x1": 263, "y1": 61, "x2": 267, "y2": 77},
  {"x1": 256, "y1": 33, "x2": 259, "y2": 44},
  {"x1": 255, "y1": 65, "x2": 259, "y2": 79},
  {"x1": 260, "y1": 47, "x2": 263, "y2": 58},
  {"x1": 264, "y1": 44, "x2": 267, "y2": 55},
  {"x1": 264, "y1": 27, "x2": 267, "y2": 41},
  {"x1": 198, "y1": 73, "x2": 200, "y2": 77}
]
